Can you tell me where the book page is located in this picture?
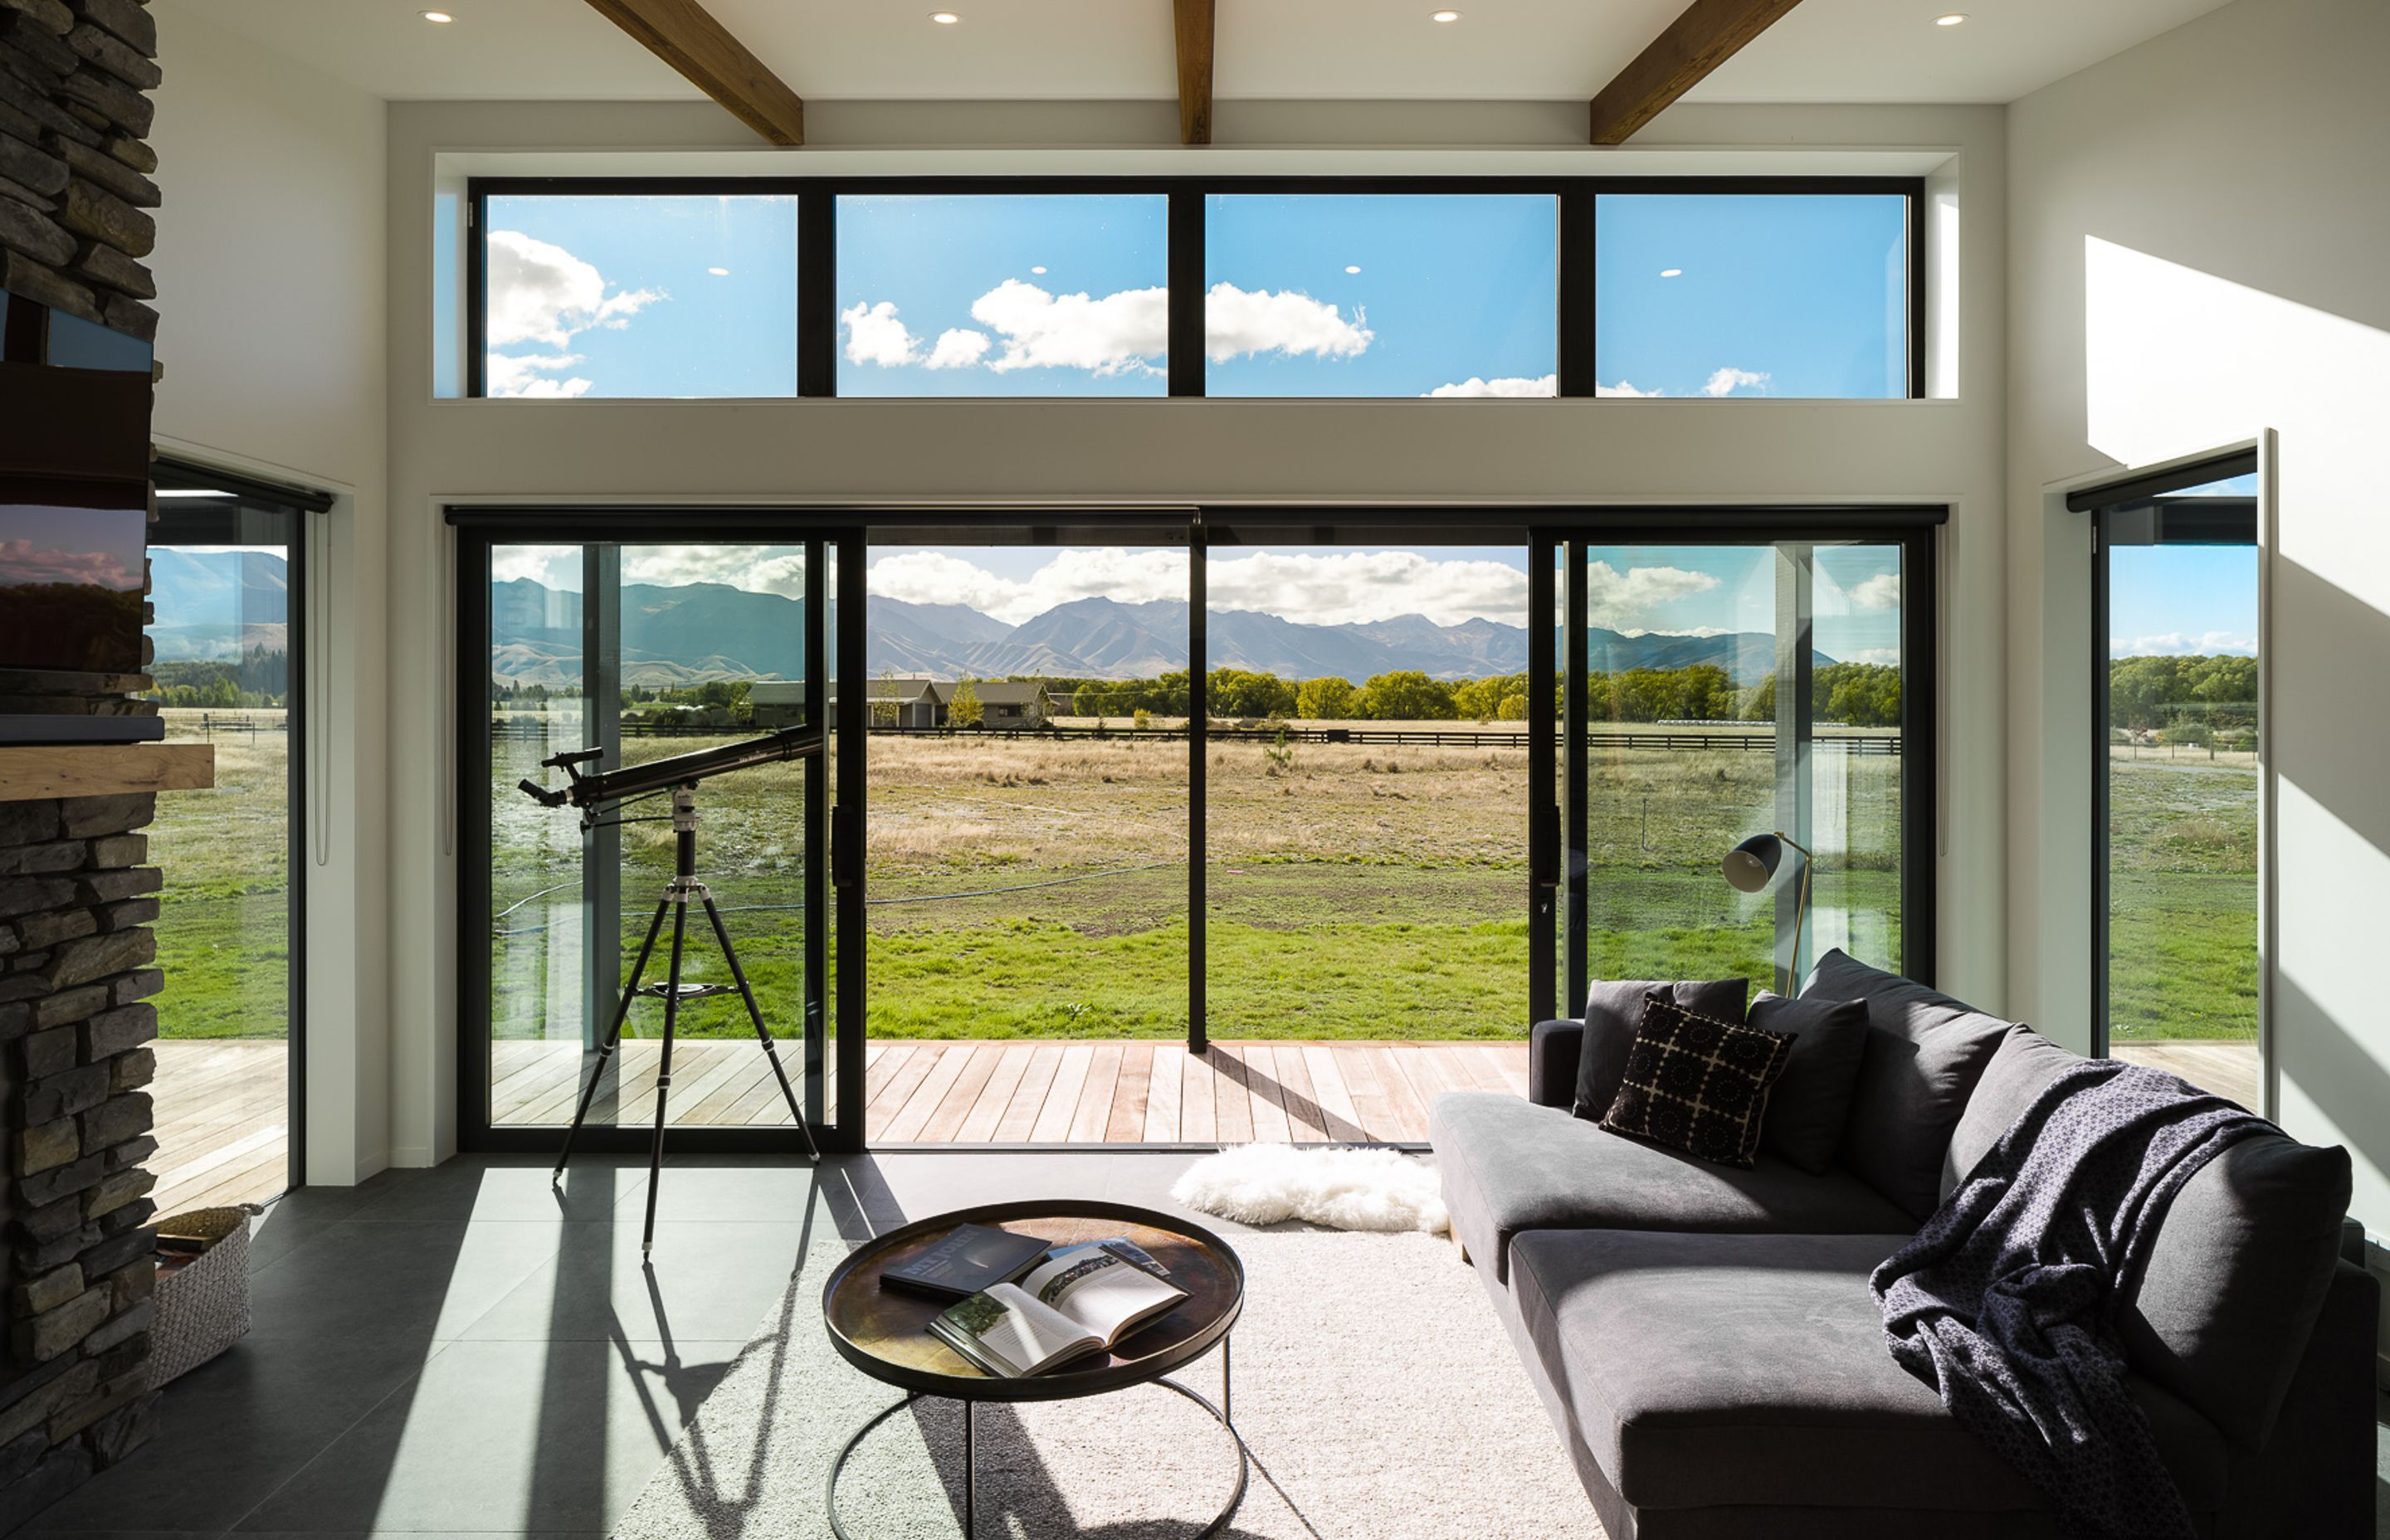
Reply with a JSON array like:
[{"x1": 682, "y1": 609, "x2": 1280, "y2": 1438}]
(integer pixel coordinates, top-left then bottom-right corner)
[
  {"x1": 963, "y1": 1283, "x2": 1100, "y2": 1375},
  {"x1": 1019, "y1": 1245, "x2": 1188, "y2": 1347}
]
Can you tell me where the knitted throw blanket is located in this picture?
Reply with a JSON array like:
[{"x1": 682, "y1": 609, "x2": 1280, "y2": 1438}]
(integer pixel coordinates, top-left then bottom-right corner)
[{"x1": 1870, "y1": 1060, "x2": 2269, "y2": 1539}]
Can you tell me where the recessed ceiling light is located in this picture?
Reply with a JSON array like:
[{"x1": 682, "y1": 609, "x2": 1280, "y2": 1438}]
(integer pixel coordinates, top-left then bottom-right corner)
[
  {"x1": 1344, "y1": 265, "x2": 1362, "y2": 275},
  {"x1": 1660, "y1": 267, "x2": 1683, "y2": 277},
  {"x1": 1934, "y1": 12, "x2": 1968, "y2": 24},
  {"x1": 420, "y1": 9, "x2": 454, "y2": 21},
  {"x1": 707, "y1": 266, "x2": 729, "y2": 276},
  {"x1": 929, "y1": 10, "x2": 960, "y2": 22},
  {"x1": 1431, "y1": 9, "x2": 1461, "y2": 22}
]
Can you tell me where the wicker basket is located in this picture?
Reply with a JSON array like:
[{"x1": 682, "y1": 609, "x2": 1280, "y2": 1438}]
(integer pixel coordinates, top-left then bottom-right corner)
[{"x1": 145, "y1": 1205, "x2": 261, "y2": 1389}]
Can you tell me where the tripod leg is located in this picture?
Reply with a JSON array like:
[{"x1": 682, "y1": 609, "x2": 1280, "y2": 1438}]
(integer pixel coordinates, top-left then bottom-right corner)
[
  {"x1": 700, "y1": 894, "x2": 818, "y2": 1162},
  {"x1": 641, "y1": 897, "x2": 691, "y2": 1258},
  {"x1": 556, "y1": 891, "x2": 671, "y2": 1182}
]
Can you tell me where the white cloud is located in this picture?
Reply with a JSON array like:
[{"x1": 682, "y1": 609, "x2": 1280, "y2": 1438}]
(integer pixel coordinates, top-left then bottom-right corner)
[
  {"x1": 1585, "y1": 559, "x2": 1719, "y2": 631},
  {"x1": 841, "y1": 300, "x2": 921, "y2": 367},
  {"x1": 869, "y1": 548, "x2": 1189, "y2": 626},
  {"x1": 2115, "y1": 631, "x2": 2257, "y2": 656},
  {"x1": 1836, "y1": 646, "x2": 1904, "y2": 665},
  {"x1": 1596, "y1": 380, "x2": 1663, "y2": 397},
  {"x1": 484, "y1": 352, "x2": 593, "y2": 399},
  {"x1": 1203, "y1": 282, "x2": 1373, "y2": 363},
  {"x1": 1425, "y1": 374, "x2": 1558, "y2": 397},
  {"x1": 490, "y1": 546, "x2": 583, "y2": 592},
  {"x1": 485, "y1": 229, "x2": 661, "y2": 349},
  {"x1": 1849, "y1": 573, "x2": 1901, "y2": 611},
  {"x1": 1702, "y1": 367, "x2": 1771, "y2": 397},
  {"x1": 970, "y1": 280, "x2": 1168, "y2": 376},
  {"x1": 925, "y1": 329, "x2": 993, "y2": 370},
  {"x1": 1209, "y1": 550, "x2": 1528, "y2": 627}
]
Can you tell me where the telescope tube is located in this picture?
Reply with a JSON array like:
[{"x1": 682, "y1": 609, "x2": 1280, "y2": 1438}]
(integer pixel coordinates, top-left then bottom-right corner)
[{"x1": 519, "y1": 723, "x2": 826, "y2": 811}]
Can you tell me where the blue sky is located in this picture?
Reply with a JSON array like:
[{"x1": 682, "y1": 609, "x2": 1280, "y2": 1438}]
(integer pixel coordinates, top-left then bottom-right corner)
[
  {"x1": 482, "y1": 190, "x2": 1910, "y2": 401},
  {"x1": 2106, "y1": 471, "x2": 2261, "y2": 657},
  {"x1": 1594, "y1": 193, "x2": 1907, "y2": 399}
]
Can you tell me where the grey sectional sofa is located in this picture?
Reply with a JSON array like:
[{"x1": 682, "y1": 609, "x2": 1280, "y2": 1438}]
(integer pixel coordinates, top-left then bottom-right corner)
[{"x1": 1427, "y1": 951, "x2": 2380, "y2": 1538}]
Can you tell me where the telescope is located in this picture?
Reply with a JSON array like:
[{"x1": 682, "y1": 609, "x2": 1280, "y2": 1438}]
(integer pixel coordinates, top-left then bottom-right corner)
[
  {"x1": 516, "y1": 719, "x2": 826, "y2": 1250},
  {"x1": 519, "y1": 722, "x2": 824, "y2": 824}
]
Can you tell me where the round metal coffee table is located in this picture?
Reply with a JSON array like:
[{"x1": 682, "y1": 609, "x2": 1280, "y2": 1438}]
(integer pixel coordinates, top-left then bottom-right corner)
[{"x1": 822, "y1": 1199, "x2": 1247, "y2": 1538}]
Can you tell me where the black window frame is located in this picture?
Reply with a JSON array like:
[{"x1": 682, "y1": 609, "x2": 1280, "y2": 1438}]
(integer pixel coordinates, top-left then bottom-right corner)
[
  {"x1": 149, "y1": 458, "x2": 333, "y2": 1199},
  {"x1": 464, "y1": 176, "x2": 1927, "y2": 402},
  {"x1": 2075, "y1": 451, "x2": 2259, "y2": 1061},
  {"x1": 448, "y1": 502, "x2": 1940, "y2": 1151}
]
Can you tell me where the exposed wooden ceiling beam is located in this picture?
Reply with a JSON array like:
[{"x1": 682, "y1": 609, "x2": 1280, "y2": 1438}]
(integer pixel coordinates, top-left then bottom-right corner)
[
  {"x1": 584, "y1": 0, "x2": 806, "y2": 147},
  {"x1": 1173, "y1": 0, "x2": 1216, "y2": 146},
  {"x1": 1588, "y1": 0, "x2": 1804, "y2": 145}
]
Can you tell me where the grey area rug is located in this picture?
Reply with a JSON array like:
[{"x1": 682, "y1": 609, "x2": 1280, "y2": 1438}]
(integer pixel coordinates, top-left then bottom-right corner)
[{"x1": 610, "y1": 1221, "x2": 1593, "y2": 1539}]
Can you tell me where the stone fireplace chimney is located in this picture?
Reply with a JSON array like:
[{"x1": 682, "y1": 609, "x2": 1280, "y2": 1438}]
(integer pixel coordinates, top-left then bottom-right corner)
[{"x1": 0, "y1": 0, "x2": 200, "y2": 1530}]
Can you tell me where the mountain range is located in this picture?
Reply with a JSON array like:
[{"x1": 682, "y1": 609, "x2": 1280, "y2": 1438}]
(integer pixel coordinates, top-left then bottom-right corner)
[{"x1": 153, "y1": 557, "x2": 1829, "y2": 686}]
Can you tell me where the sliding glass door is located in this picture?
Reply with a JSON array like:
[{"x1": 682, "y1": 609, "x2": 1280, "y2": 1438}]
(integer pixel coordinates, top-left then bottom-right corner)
[
  {"x1": 465, "y1": 532, "x2": 850, "y2": 1151},
  {"x1": 2087, "y1": 461, "x2": 2261, "y2": 1110},
  {"x1": 144, "y1": 470, "x2": 313, "y2": 1212},
  {"x1": 1555, "y1": 527, "x2": 1933, "y2": 1011}
]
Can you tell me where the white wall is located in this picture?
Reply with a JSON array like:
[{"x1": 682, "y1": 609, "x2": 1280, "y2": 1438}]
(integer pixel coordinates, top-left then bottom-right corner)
[
  {"x1": 2007, "y1": 0, "x2": 2390, "y2": 1250},
  {"x1": 381, "y1": 98, "x2": 2011, "y2": 1167},
  {"x1": 147, "y1": 2, "x2": 392, "y2": 1185}
]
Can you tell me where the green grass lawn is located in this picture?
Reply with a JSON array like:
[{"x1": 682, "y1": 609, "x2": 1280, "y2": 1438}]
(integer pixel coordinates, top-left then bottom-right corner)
[{"x1": 147, "y1": 715, "x2": 2256, "y2": 1049}]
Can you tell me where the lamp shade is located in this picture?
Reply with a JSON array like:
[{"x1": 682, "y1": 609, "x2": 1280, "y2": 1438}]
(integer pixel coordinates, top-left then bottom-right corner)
[{"x1": 1722, "y1": 833, "x2": 1783, "y2": 894}]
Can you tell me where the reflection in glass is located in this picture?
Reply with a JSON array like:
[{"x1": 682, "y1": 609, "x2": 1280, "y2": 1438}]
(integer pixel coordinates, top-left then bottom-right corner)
[
  {"x1": 488, "y1": 543, "x2": 818, "y2": 1127},
  {"x1": 1593, "y1": 193, "x2": 1909, "y2": 400}
]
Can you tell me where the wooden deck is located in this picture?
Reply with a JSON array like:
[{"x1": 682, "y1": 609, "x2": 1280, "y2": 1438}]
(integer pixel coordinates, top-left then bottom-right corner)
[
  {"x1": 150, "y1": 1040, "x2": 290, "y2": 1217},
  {"x1": 2111, "y1": 1039, "x2": 2261, "y2": 1112},
  {"x1": 489, "y1": 1037, "x2": 1528, "y2": 1144}
]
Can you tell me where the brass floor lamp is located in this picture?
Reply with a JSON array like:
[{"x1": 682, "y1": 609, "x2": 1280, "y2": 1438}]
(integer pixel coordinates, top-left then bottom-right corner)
[{"x1": 1722, "y1": 831, "x2": 1812, "y2": 996}]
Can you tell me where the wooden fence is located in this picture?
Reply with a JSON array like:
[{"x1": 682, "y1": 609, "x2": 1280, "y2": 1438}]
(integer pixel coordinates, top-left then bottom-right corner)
[{"x1": 492, "y1": 718, "x2": 1900, "y2": 754}]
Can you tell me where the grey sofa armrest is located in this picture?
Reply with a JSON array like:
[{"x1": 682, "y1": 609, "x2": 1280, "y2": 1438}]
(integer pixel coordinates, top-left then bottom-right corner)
[
  {"x1": 2337, "y1": 1216, "x2": 2366, "y2": 1265},
  {"x1": 1529, "y1": 1019, "x2": 1582, "y2": 1109}
]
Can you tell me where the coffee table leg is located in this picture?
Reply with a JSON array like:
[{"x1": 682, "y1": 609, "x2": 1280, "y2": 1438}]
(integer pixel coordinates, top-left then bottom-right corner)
[
  {"x1": 1222, "y1": 1333, "x2": 1232, "y2": 1426},
  {"x1": 963, "y1": 1399, "x2": 976, "y2": 1539}
]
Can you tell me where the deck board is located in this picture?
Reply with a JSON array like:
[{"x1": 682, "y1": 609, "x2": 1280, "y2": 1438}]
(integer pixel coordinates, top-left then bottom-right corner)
[{"x1": 149, "y1": 1037, "x2": 1543, "y2": 1214}]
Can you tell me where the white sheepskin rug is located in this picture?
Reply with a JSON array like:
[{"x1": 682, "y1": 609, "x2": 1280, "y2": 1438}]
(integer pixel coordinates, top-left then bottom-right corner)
[{"x1": 1168, "y1": 1143, "x2": 1449, "y2": 1233}]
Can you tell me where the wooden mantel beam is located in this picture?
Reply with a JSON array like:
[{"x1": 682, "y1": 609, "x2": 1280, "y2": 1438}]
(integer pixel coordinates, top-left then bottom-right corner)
[
  {"x1": 1174, "y1": 0, "x2": 1215, "y2": 146},
  {"x1": 584, "y1": 0, "x2": 807, "y2": 147},
  {"x1": 1588, "y1": 0, "x2": 1804, "y2": 145}
]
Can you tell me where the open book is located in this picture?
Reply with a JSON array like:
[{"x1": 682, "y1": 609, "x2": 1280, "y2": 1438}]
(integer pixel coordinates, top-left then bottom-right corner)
[{"x1": 929, "y1": 1242, "x2": 1189, "y2": 1377}]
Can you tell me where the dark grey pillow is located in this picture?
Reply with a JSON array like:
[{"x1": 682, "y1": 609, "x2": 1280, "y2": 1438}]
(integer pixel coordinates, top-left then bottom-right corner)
[
  {"x1": 1940, "y1": 1025, "x2": 2083, "y2": 1201},
  {"x1": 1800, "y1": 948, "x2": 2010, "y2": 1218},
  {"x1": 2117, "y1": 1133, "x2": 2351, "y2": 1449},
  {"x1": 1571, "y1": 977, "x2": 1748, "y2": 1121},
  {"x1": 1748, "y1": 991, "x2": 1871, "y2": 1174}
]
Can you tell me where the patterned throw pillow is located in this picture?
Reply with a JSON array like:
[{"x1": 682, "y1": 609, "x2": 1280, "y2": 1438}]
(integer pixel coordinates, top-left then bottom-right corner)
[{"x1": 1600, "y1": 993, "x2": 1798, "y2": 1168}]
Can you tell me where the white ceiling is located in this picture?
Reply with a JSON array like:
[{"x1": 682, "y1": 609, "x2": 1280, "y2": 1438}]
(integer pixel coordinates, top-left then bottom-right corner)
[{"x1": 173, "y1": 0, "x2": 2235, "y2": 107}]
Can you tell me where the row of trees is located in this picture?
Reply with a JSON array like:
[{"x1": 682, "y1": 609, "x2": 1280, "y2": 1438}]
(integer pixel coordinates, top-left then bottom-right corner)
[
  {"x1": 1051, "y1": 661, "x2": 1902, "y2": 726},
  {"x1": 2108, "y1": 654, "x2": 2256, "y2": 733},
  {"x1": 147, "y1": 651, "x2": 290, "y2": 710}
]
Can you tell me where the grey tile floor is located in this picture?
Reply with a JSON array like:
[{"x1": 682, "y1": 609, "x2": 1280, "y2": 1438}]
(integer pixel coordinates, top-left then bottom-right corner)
[
  {"x1": 20, "y1": 1153, "x2": 2390, "y2": 1538},
  {"x1": 22, "y1": 1150, "x2": 1241, "y2": 1540}
]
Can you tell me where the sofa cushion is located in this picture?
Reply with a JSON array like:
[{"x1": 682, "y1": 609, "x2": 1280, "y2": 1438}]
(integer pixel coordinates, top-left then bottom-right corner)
[
  {"x1": 1940, "y1": 1025, "x2": 2082, "y2": 1201},
  {"x1": 1601, "y1": 996, "x2": 1795, "y2": 1169},
  {"x1": 1801, "y1": 948, "x2": 2011, "y2": 1218},
  {"x1": 1572, "y1": 978, "x2": 1749, "y2": 1121},
  {"x1": 1505, "y1": 1228, "x2": 2228, "y2": 1518},
  {"x1": 1428, "y1": 1091, "x2": 1914, "y2": 1284},
  {"x1": 1749, "y1": 992, "x2": 1873, "y2": 1174},
  {"x1": 2117, "y1": 1132, "x2": 2352, "y2": 1450}
]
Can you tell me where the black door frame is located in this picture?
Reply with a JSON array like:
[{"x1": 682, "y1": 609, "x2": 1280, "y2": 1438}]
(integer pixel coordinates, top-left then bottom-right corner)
[
  {"x1": 2072, "y1": 452, "x2": 2258, "y2": 1059},
  {"x1": 152, "y1": 459, "x2": 334, "y2": 1196},
  {"x1": 449, "y1": 504, "x2": 1940, "y2": 1149}
]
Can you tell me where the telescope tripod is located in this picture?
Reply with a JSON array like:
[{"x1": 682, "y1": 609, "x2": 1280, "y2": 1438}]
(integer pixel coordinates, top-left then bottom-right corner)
[{"x1": 553, "y1": 784, "x2": 820, "y2": 1254}]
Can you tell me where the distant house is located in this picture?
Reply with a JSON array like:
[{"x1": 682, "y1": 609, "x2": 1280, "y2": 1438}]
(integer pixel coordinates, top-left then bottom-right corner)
[
  {"x1": 931, "y1": 680, "x2": 1052, "y2": 729},
  {"x1": 750, "y1": 676, "x2": 1056, "y2": 730}
]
